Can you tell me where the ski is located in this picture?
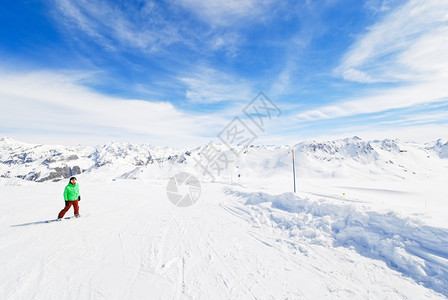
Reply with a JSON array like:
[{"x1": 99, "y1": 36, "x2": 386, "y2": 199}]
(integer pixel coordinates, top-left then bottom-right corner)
[
  {"x1": 45, "y1": 219, "x2": 59, "y2": 223},
  {"x1": 45, "y1": 213, "x2": 89, "y2": 223}
]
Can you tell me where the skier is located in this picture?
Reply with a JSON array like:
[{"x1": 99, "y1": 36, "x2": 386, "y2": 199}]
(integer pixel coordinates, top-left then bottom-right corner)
[{"x1": 58, "y1": 176, "x2": 81, "y2": 220}]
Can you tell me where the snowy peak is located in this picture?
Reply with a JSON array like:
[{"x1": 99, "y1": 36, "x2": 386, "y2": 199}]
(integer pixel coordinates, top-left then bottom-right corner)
[
  {"x1": 375, "y1": 139, "x2": 406, "y2": 153},
  {"x1": 93, "y1": 142, "x2": 153, "y2": 167},
  {"x1": 0, "y1": 137, "x2": 189, "y2": 183},
  {"x1": 295, "y1": 137, "x2": 376, "y2": 161},
  {"x1": 440, "y1": 143, "x2": 448, "y2": 159},
  {"x1": 428, "y1": 139, "x2": 448, "y2": 159}
]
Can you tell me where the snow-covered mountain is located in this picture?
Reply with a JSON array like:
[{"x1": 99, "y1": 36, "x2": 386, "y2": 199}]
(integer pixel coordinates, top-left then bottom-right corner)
[
  {"x1": 0, "y1": 137, "x2": 188, "y2": 184},
  {"x1": 1, "y1": 136, "x2": 447, "y2": 184}
]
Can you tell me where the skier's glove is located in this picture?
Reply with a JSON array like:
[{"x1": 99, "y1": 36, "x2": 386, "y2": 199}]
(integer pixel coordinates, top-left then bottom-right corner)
[{"x1": 78, "y1": 195, "x2": 81, "y2": 201}]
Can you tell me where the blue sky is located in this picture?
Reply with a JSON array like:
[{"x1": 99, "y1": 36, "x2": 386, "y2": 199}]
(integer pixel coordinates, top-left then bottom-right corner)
[{"x1": 0, "y1": 0, "x2": 447, "y2": 147}]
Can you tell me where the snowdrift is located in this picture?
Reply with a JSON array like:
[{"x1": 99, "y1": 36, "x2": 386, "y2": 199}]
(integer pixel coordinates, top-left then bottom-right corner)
[{"x1": 229, "y1": 189, "x2": 448, "y2": 296}]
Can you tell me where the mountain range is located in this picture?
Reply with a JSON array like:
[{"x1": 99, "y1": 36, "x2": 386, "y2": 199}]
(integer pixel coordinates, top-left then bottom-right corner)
[{"x1": 1, "y1": 136, "x2": 447, "y2": 185}]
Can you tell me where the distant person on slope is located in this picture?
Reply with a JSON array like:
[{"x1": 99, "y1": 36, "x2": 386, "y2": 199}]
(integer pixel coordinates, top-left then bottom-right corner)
[{"x1": 58, "y1": 176, "x2": 81, "y2": 220}]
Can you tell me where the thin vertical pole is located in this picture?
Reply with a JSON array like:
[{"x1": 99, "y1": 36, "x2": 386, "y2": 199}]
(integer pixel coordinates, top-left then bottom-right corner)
[{"x1": 292, "y1": 149, "x2": 296, "y2": 193}]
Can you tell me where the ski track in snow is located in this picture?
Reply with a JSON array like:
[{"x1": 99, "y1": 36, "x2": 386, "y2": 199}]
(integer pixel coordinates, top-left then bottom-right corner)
[{"x1": 0, "y1": 180, "x2": 446, "y2": 299}]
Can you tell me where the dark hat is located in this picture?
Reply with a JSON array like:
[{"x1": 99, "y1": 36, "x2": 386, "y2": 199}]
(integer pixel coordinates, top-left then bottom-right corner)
[{"x1": 69, "y1": 177, "x2": 77, "y2": 182}]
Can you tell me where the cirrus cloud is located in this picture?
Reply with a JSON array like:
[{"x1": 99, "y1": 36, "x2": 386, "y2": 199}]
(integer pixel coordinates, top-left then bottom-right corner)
[{"x1": 0, "y1": 69, "x2": 226, "y2": 147}]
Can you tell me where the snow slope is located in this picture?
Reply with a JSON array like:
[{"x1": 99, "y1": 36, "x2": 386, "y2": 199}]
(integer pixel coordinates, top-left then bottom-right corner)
[{"x1": 1, "y1": 137, "x2": 448, "y2": 299}]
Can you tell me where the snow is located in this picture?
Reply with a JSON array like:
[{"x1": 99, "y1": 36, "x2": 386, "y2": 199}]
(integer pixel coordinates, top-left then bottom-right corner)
[
  {"x1": 1, "y1": 136, "x2": 447, "y2": 299},
  {"x1": 230, "y1": 189, "x2": 448, "y2": 296}
]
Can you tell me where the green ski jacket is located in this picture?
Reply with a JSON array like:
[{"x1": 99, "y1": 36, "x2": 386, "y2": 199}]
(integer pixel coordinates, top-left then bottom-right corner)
[{"x1": 64, "y1": 182, "x2": 80, "y2": 201}]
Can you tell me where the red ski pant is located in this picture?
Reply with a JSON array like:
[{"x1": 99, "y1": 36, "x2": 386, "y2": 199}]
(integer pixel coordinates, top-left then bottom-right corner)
[{"x1": 58, "y1": 200, "x2": 79, "y2": 218}]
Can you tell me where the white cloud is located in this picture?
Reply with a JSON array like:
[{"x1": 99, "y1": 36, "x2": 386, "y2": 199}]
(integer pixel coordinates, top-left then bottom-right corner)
[
  {"x1": 269, "y1": 67, "x2": 293, "y2": 96},
  {"x1": 342, "y1": 68, "x2": 376, "y2": 83},
  {"x1": 297, "y1": 80, "x2": 448, "y2": 121},
  {"x1": 377, "y1": 110, "x2": 448, "y2": 126},
  {"x1": 177, "y1": 0, "x2": 274, "y2": 27},
  {"x1": 337, "y1": 0, "x2": 448, "y2": 83},
  {"x1": 52, "y1": 0, "x2": 258, "y2": 58},
  {"x1": 364, "y1": 0, "x2": 394, "y2": 14},
  {"x1": 0, "y1": 70, "x2": 224, "y2": 147},
  {"x1": 303, "y1": 124, "x2": 448, "y2": 144},
  {"x1": 208, "y1": 32, "x2": 241, "y2": 57},
  {"x1": 53, "y1": 0, "x2": 181, "y2": 52},
  {"x1": 299, "y1": 0, "x2": 448, "y2": 122},
  {"x1": 178, "y1": 66, "x2": 253, "y2": 103}
]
